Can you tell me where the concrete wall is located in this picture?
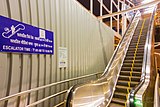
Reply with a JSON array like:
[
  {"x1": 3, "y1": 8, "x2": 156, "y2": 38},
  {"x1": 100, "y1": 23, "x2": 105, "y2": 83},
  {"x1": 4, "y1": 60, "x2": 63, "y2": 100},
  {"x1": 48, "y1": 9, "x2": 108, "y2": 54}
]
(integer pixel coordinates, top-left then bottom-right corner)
[{"x1": 0, "y1": 0, "x2": 114, "y2": 106}]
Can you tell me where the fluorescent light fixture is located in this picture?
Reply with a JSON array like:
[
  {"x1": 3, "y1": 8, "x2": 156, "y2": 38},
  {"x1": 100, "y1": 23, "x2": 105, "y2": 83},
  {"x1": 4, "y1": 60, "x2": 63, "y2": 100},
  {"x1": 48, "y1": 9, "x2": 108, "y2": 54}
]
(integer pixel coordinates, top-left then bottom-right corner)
[
  {"x1": 141, "y1": 0, "x2": 153, "y2": 4},
  {"x1": 140, "y1": 0, "x2": 156, "y2": 14}
]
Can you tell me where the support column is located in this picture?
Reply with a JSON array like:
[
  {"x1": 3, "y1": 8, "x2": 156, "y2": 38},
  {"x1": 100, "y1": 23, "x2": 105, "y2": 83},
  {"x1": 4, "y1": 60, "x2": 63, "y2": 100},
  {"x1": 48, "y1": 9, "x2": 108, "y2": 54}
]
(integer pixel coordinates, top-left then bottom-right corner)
[
  {"x1": 100, "y1": 0, "x2": 103, "y2": 21},
  {"x1": 110, "y1": 0, "x2": 113, "y2": 28},
  {"x1": 117, "y1": 0, "x2": 120, "y2": 34},
  {"x1": 122, "y1": 0, "x2": 127, "y2": 36},
  {"x1": 90, "y1": 0, "x2": 93, "y2": 14}
]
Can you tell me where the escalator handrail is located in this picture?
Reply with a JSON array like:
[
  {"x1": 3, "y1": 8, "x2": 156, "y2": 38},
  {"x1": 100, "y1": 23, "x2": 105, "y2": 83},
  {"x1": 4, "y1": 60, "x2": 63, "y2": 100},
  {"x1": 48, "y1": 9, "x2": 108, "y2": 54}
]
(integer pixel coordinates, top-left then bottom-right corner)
[
  {"x1": 65, "y1": 12, "x2": 138, "y2": 107},
  {"x1": 101, "y1": 11, "x2": 137, "y2": 77},
  {"x1": 129, "y1": 6, "x2": 157, "y2": 107}
]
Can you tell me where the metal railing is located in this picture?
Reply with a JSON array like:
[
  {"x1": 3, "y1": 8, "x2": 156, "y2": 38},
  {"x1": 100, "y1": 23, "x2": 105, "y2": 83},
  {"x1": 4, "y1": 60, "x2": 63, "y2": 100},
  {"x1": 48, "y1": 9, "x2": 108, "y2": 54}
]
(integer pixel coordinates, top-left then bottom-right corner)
[
  {"x1": 0, "y1": 71, "x2": 102, "y2": 107},
  {"x1": 129, "y1": 6, "x2": 157, "y2": 107},
  {"x1": 154, "y1": 74, "x2": 159, "y2": 107},
  {"x1": 76, "y1": 0, "x2": 134, "y2": 37},
  {"x1": 98, "y1": 0, "x2": 160, "y2": 20},
  {"x1": 65, "y1": 11, "x2": 140, "y2": 107}
]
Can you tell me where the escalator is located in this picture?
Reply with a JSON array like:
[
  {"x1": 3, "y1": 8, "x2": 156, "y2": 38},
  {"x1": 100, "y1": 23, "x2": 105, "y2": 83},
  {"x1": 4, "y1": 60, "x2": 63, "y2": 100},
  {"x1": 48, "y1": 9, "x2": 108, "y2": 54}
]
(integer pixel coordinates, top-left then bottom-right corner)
[
  {"x1": 65, "y1": 7, "x2": 157, "y2": 107},
  {"x1": 109, "y1": 19, "x2": 150, "y2": 107}
]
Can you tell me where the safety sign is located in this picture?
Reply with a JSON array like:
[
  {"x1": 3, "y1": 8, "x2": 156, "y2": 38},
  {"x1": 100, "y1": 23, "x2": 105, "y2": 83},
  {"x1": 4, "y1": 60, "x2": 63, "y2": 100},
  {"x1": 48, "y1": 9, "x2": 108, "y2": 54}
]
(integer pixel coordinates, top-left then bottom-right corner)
[{"x1": 0, "y1": 15, "x2": 54, "y2": 54}]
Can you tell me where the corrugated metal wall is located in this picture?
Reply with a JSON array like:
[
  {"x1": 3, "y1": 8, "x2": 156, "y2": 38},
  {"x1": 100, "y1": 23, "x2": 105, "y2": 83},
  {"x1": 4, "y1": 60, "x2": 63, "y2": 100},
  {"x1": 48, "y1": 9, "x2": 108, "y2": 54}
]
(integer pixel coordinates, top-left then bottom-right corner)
[{"x1": 0, "y1": 0, "x2": 114, "y2": 107}]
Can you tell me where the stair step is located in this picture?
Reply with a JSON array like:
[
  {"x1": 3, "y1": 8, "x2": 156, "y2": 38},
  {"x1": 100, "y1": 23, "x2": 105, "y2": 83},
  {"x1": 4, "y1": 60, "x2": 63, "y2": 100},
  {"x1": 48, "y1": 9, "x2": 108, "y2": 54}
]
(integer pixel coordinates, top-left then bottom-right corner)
[
  {"x1": 127, "y1": 51, "x2": 144, "y2": 55},
  {"x1": 130, "y1": 41, "x2": 146, "y2": 44},
  {"x1": 127, "y1": 48, "x2": 144, "y2": 51},
  {"x1": 123, "y1": 63, "x2": 142, "y2": 67},
  {"x1": 131, "y1": 38, "x2": 146, "y2": 41},
  {"x1": 132, "y1": 35, "x2": 146, "y2": 38},
  {"x1": 113, "y1": 92, "x2": 127, "y2": 100},
  {"x1": 127, "y1": 49, "x2": 144, "y2": 53},
  {"x1": 111, "y1": 98, "x2": 126, "y2": 106},
  {"x1": 132, "y1": 36, "x2": 146, "y2": 39},
  {"x1": 129, "y1": 45, "x2": 144, "y2": 48},
  {"x1": 130, "y1": 43, "x2": 145, "y2": 46},
  {"x1": 115, "y1": 85, "x2": 131, "y2": 93},
  {"x1": 125, "y1": 56, "x2": 143, "y2": 60},
  {"x1": 121, "y1": 67, "x2": 142, "y2": 71},
  {"x1": 131, "y1": 39, "x2": 146, "y2": 42},
  {"x1": 120, "y1": 71, "x2": 141, "y2": 76},
  {"x1": 117, "y1": 80, "x2": 139, "y2": 87},
  {"x1": 109, "y1": 103, "x2": 124, "y2": 107},
  {"x1": 126, "y1": 52, "x2": 143, "y2": 56},
  {"x1": 128, "y1": 48, "x2": 144, "y2": 51},
  {"x1": 119, "y1": 75, "x2": 141, "y2": 82},
  {"x1": 124, "y1": 59, "x2": 143, "y2": 63}
]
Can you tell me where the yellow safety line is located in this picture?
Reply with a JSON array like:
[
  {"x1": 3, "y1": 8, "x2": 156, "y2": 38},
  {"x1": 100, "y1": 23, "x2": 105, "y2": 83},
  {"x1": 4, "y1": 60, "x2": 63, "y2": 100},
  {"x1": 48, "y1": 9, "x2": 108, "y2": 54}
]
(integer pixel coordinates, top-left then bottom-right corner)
[
  {"x1": 125, "y1": 19, "x2": 146, "y2": 107},
  {"x1": 125, "y1": 102, "x2": 127, "y2": 107}
]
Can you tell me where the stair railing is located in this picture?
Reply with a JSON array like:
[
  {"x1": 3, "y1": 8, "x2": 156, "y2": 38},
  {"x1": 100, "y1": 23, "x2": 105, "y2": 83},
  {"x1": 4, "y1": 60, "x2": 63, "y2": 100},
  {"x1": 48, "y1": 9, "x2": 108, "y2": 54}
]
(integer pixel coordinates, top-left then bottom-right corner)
[
  {"x1": 129, "y1": 6, "x2": 157, "y2": 107},
  {"x1": 65, "y1": 11, "x2": 141, "y2": 107}
]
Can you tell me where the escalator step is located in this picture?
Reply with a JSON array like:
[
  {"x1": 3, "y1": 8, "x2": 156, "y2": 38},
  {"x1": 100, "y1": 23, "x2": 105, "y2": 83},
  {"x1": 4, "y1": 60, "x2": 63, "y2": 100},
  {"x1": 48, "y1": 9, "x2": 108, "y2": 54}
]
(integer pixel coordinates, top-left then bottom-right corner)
[
  {"x1": 113, "y1": 92, "x2": 127, "y2": 100},
  {"x1": 126, "y1": 52, "x2": 143, "y2": 56},
  {"x1": 117, "y1": 80, "x2": 139, "y2": 87},
  {"x1": 129, "y1": 45, "x2": 144, "y2": 48},
  {"x1": 115, "y1": 85, "x2": 131, "y2": 93},
  {"x1": 109, "y1": 19, "x2": 149, "y2": 107},
  {"x1": 124, "y1": 59, "x2": 143, "y2": 63},
  {"x1": 111, "y1": 98, "x2": 126, "y2": 106},
  {"x1": 128, "y1": 48, "x2": 144, "y2": 51},
  {"x1": 127, "y1": 50, "x2": 144, "y2": 54},
  {"x1": 131, "y1": 38, "x2": 146, "y2": 41},
  {"x1": 130, "y1": 43, "x2": 145, "y2": 46},
  {"x1": 125, "y1": 56, "x2": 143, "y2": 60},
  {"x1": 130, "y1": 41, "x2": 146, "y2": 44},
  {"x1": 120, "y1": 71, "x2": 141, "y2": 76},
  {"x1": 132, "y1": 35, "x2": 146, "y2": 37},
  {"x1": 109, "y1": 103, "x2": 124, "y2": 107},
  {"x1": 119, "y1": 75, "x2": 140, "y2": 82},
  {"x1": 123, "y1": 63, "x2": 142, "y2": 67},
  {"x1": 132, "y1": 36, "x2": 146, "y2": 39},
  {"x1": 121, "y1": 67, "x2": 142, "y2": 71}
]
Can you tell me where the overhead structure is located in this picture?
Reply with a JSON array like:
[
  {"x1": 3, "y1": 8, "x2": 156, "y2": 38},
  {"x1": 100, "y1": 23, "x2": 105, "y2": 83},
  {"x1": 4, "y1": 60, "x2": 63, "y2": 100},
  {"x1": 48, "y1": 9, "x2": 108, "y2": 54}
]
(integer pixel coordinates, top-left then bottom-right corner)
[{"x1": 81, "y1": 0, "x2": 135, "y2": 38}]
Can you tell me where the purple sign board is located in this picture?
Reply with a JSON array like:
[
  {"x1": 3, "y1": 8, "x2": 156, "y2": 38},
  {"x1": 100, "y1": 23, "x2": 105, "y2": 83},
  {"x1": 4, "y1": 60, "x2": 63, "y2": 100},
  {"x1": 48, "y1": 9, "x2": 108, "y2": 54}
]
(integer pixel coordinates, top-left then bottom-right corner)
[{"x1": 0, "y1": 15, "x2": 54, "y2": 54}]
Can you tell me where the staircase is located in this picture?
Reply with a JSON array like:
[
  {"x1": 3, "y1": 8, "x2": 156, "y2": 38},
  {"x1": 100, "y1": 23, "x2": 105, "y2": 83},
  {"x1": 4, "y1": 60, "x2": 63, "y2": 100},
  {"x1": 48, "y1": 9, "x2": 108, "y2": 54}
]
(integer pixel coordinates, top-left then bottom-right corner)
[{"x1": 109, "y1": 18, "x2": 150, "y2": 107}]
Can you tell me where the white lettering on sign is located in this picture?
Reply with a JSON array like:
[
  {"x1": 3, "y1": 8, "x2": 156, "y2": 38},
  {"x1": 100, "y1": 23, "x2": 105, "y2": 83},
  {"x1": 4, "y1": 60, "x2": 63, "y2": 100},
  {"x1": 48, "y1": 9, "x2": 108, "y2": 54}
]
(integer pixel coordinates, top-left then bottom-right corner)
[
  {"x1": 39, "y1": 29, "x2": 46, "y2": 39},
  {"x1": 3, "y1": 45, "x2": 24, "y2": 51}
]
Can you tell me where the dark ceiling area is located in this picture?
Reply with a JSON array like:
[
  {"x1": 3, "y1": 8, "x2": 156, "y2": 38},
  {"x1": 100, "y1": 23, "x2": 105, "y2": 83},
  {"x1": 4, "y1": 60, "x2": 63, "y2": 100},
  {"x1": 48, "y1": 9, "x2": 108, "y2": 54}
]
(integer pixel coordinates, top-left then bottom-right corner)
[{"x1": 77, "y1": 0, "x2": 122, "y2": 22}]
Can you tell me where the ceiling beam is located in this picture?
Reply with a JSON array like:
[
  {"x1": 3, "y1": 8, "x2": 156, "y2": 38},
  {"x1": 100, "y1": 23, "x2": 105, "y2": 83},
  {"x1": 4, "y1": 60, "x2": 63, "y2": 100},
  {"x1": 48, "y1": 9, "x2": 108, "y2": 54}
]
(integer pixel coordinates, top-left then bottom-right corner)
[{"x1": 98, "y1": 0, "x2": 160, "y2": 20}]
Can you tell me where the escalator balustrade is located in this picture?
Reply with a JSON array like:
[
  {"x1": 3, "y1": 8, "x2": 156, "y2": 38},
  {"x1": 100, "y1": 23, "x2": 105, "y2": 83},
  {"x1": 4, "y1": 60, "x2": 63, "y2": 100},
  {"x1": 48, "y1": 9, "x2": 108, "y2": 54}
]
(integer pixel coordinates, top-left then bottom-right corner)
[{"x1": 109, "y1": 18, "x2": 150, "y2": 107}]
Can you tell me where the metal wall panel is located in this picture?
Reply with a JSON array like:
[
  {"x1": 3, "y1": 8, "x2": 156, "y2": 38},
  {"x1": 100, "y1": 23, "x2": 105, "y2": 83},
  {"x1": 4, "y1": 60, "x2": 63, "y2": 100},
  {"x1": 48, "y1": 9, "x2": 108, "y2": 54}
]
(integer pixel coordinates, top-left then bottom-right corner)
[{"x1": 0, "y1": 0, "x2": 114, "y2": 106}]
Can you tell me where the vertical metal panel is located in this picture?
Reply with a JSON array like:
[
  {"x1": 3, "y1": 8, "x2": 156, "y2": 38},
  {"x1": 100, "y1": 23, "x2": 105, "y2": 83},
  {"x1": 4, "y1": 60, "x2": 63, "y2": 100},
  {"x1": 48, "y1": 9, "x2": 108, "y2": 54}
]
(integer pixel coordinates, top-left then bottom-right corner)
[
  {"x1": 0, "y1": 1, "x2": 8, "y2": 107},
  {"x1": 7, "y1": 0, "x2": 21, "y2": 107},
  {"x1": 19, "y1": 21, "x2": 28, "y2": 107},
  {"x1": 0, "y1": 0, "x2": 114, "y2": 107},
  {"x1": 37, "y1": 0, "x2": 45, "y2": 106},
  {"x1": 29, "y1": 0, "x2": 39, "y2": 105},
  {"x1": 50, "y1": 0, "x2": 57, "y2": 106},
  {"x1": 44, "y1": 0, "x2": 51, "y2": 106},
  {"x1": 19, "y1": 1, "x2": 31, "y2": 107}
]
